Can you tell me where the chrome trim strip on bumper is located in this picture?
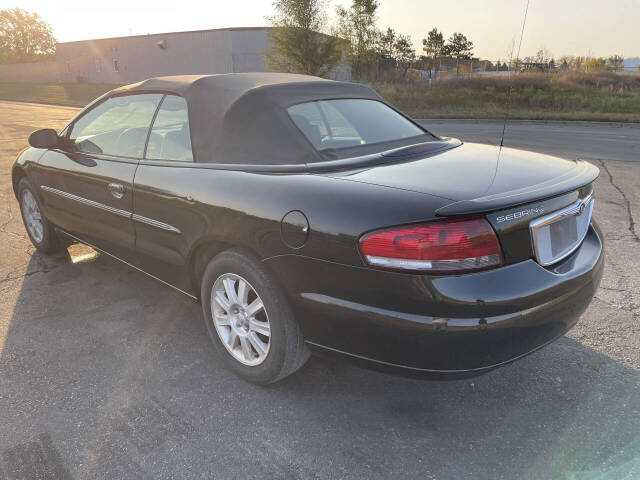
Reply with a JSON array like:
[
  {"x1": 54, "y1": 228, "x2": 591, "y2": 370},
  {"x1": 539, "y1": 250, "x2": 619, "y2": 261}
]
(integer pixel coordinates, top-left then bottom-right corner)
[
  {"x1": 41, "y1": 185, "x2": 130, "y2": 218},
  {"x1": 40, "y1": 185, "x2": 181, "y2": 234},
  {"x1": 529, "y1": 191, "x2": 594, "y2": 267},
  {"x1": 530, "y1": 191, "x2": 593, "y2": 230}
]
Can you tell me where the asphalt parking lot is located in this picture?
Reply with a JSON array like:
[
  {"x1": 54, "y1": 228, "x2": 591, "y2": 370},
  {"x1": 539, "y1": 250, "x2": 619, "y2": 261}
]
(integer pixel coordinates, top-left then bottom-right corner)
[
  {"x1": 1, "y1": 100, "x2": 638, "y2": 479},
  {"x1": 417, "y1": 118, "x2": 640, "y2": 163}
]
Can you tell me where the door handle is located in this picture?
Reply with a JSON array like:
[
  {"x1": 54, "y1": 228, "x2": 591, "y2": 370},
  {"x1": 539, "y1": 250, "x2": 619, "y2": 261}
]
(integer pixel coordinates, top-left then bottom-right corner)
[{"x1": 108, "y1": 183, "x2": 125, "y2": 199}]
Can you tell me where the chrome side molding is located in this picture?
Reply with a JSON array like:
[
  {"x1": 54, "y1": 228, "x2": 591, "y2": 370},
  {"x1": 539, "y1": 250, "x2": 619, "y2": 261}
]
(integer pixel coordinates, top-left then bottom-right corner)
[
  {"x1": 41, "y1": 185, "x2": 130, "y2": 218},
  {"x1": 132, "y1": 214, "x2": 182, "y2": 234},
  {"x1": 40, "y1": 185, "x2": 181, "y2": 234}
]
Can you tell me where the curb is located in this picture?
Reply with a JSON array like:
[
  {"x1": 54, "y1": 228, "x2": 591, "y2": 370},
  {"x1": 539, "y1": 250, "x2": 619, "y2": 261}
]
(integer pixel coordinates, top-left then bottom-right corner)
[{"x1": 416, "y1": 118, "x2": 640, "y2": 129}]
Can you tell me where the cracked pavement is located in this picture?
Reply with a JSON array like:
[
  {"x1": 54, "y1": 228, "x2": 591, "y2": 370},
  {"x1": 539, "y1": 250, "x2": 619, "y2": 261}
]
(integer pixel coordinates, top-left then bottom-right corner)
[{"x1": 0, "y1": 101, "x2": 638, "y2": 479}]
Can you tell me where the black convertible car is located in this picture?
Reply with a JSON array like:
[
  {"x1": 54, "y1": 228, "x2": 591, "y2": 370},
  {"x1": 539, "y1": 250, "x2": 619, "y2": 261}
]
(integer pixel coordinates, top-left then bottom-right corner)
[{"x1": 13, "y1": 73, "x2": 603, "y2": 383}]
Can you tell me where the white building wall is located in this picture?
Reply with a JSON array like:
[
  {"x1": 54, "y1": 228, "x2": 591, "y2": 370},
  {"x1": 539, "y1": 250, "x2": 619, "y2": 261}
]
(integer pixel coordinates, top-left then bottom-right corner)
[
  {"x1": 0, "y1": 27, "x2": 352, "y2": 84},
  {"x1": 54, "y1": 29, "x2": 238, "y2": 83},
  {"x1": 230, "y1": 29, "x2": 270, "y2": 72},
  {"x1": 0, "y1": 28, "x2": 270, "y2": 84}
]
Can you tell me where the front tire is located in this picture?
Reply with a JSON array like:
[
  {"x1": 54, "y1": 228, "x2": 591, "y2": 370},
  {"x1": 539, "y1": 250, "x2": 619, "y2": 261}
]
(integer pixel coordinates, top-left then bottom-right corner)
[
  {"x1": 200, "y1": 249, "x2": 309, "y2": 384},
  {"x1": 18, "y1": 177, "x2": 67, "y2": 254}
]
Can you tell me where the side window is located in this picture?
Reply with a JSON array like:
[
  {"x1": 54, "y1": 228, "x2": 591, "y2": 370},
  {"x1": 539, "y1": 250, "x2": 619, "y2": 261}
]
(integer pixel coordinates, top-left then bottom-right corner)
[
  {"x1": 69, "y1": 94, "x2": 162, "y2": 158},
  {"x1": 145, "y1": 95, "x2": 193, "y2": 162}
]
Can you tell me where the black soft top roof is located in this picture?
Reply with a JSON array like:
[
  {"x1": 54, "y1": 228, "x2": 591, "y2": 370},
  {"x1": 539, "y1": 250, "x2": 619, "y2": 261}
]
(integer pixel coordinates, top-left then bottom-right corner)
[{"x1": 112, "y1": 73, "x2": 386, "y2": 165}]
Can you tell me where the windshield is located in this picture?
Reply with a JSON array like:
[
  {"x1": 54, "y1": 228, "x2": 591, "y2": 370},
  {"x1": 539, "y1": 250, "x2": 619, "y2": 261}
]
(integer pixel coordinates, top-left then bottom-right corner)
[{"x1": 288, "y1": 99, "x2": 426, "y2": 152}]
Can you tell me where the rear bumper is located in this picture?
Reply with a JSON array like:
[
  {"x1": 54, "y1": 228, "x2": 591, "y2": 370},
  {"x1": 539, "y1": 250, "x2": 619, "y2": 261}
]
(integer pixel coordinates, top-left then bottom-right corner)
[{"x1": 264, "y1": 222, "x2": 604, "y2": 374}]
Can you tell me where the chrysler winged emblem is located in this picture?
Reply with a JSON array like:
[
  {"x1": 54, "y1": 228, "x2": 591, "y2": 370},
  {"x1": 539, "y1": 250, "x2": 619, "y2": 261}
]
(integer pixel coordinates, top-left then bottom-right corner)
[{"x1": 578, "y1": 202, "x2": 586, "y2": 215}]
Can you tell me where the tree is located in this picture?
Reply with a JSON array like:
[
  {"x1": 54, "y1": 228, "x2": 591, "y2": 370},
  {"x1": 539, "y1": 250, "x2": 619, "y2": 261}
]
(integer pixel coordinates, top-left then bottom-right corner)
[
  {"x1": 585, "y1": 57, "x2": 606, "y2": 71},
  {"x1": 393, "y1": 34, "x2": 415, "y2": 76},
  {"x1": 442, "y1": 32, "x2": 474, "y2": 75},
  {"x1": 335, "y1": 0, "x2": 380, "y2": 79},
  {"x1": 378, "y1": 27, "x2": 395, "y2": 58},
  {"x1": 535, "y1": 48, "x2": 552, "y2": 64},
  {"x1": 264, "y1": 0, "x2": 341, "y2": 76},
  {"x1": 422, "y1": 28, "x2": 445, "y2": 59},
  {"x1": 376, "y1": 28, "x2": 415, "y2": 78},
  {"x1": 421, "y1": 27, "x2": 444, "y2": 75},
  {"x1": 0, "y1": 8, "x2": 55, "y2": 63},
  {"x1": 607, "y1": 54, "x2": 624, "y2": 72},
  {"x1": 443, "y1": 32, "x2": 474, "y2": 60},
  {"x1": 510, "y1": 57, "x2": 523, "y2": 71}
]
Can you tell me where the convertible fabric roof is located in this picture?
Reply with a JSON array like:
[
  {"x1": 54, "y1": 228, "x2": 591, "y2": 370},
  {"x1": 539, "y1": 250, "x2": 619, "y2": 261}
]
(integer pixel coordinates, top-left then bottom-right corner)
[{"x1": 113, "y1": 73, "x2": 385, "y2": 164}]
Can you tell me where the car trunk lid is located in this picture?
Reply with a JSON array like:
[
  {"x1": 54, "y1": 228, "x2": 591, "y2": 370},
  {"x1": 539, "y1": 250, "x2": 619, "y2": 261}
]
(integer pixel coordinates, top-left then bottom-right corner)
[
  {"x1": 328, "y1": 141, "x2": 597, "y2": 211},
  {"x1": 326, "y1": 140, "x2": 599, "y2": 266}
]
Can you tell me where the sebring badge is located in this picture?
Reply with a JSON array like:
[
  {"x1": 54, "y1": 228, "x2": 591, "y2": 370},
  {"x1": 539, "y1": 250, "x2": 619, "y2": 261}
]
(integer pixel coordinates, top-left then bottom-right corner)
[{"x1": 496, "y1": 206, "x2": 545, "y2": 223}]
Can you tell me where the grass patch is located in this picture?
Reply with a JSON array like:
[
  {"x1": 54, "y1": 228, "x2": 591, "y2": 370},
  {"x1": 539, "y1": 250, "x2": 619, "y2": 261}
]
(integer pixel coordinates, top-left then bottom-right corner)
[
  {"x1": 371, "y1": 72, "x2": 640, "y2": 122},
  {"x1": 0, "y1": 72, "x2": 639, "y2": 122},
  {"x1": 0, "y1": 82, "x2": 119, "y2": 106}
]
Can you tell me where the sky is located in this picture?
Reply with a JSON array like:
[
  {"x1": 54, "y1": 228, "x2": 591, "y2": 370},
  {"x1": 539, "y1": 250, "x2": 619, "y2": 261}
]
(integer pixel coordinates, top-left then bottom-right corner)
[{"x1": 2, "y1": 0, "x2": 638, "y2": 60}]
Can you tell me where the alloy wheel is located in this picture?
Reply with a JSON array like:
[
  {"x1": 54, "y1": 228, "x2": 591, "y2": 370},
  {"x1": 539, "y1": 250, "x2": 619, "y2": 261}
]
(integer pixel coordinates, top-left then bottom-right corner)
[
  {"x1": 21, "y1": 189, "x2": 44, "y2": 244},
  {"x1": 210, "y1": 273, "x2": 271, "y2": 366}
]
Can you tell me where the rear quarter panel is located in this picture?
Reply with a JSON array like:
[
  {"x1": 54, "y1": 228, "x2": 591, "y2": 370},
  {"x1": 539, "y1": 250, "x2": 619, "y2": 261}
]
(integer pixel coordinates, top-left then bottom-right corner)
[{"x1": 132, "y1": 163, "x2": 453, "y2": 292}]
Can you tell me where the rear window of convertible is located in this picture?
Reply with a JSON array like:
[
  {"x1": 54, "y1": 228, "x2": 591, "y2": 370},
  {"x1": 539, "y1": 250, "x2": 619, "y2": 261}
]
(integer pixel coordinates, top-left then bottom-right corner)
[{"x1": 288, "y1": 99, "x2": 425, "y2": 152}]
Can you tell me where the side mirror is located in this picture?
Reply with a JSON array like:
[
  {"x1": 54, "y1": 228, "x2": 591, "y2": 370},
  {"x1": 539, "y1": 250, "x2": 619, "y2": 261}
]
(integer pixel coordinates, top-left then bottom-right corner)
[{"x1": 28, "y1": 128, "x2": 59, "y2": 149}]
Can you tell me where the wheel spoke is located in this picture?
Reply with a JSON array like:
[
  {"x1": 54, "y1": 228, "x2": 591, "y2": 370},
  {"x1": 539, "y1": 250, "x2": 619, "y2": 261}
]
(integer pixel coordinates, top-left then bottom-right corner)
[
  {"x1": 237, "y1": 279, "x2": 249, "y2": 305},
  {"x1": 223, "y1": 277, "x2": 238, "y2": 304},
  {"x1": 227, "y1": 330, "x2": 238, "y2": 349},
  {"x1": 215, "y1": 314, "x2": 230, "y2": 326},
  {"x1": 246, "y1": 298, "x2": 263, "y2": 317},
  {"x1": 248, "y1": 332, "x2": 267, "y2": 356},
  {"x1": 214, "y1": 290, "x2": 231, "y2": 312},
  {"x1": 249, "y1": 318, "x2": 270, "y2": 337},
  {"x1": 240, "y1": 336, "x2": 252, "y2": 360}
]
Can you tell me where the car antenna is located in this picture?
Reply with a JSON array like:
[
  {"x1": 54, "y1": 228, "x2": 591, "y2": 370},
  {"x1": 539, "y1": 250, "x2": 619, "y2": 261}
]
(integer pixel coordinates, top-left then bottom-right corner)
[{"x1": 500, "y1": 0, "x2": 530, "y2": 148}]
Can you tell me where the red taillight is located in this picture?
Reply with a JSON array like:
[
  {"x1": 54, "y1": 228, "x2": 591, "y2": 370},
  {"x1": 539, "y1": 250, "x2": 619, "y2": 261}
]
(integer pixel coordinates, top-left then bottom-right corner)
[{"x1": 359, "y1": 218, "x2": 502, "y2": 273}]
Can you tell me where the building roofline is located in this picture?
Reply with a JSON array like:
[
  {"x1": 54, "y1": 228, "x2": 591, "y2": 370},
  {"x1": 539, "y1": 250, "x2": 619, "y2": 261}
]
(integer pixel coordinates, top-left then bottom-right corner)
[{"x1": 55, "y1": 26, "x2": 272, "y2": 46}]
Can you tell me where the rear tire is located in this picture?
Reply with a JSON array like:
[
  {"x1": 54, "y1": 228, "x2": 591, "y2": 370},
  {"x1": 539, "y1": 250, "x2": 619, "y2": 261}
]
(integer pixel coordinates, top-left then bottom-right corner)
[
  {"x1": 200, "y1": 249, "x2": 309, "y2": 384},
  {"x1": 18, "y1": 178, "x2": 67, "y2": 254}
]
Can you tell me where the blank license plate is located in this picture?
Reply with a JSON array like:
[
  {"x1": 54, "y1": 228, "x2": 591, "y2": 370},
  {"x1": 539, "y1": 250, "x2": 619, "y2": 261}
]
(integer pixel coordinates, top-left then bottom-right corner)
[{"x1": 550, "y1": 216, "x2": 578, "y2": 257}]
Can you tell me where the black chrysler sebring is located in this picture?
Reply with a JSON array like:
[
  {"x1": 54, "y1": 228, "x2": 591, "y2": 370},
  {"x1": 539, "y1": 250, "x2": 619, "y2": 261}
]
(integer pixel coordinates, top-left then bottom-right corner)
[{"x1": 12, "y1": 73, "x2": 603, "y2": 383}]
